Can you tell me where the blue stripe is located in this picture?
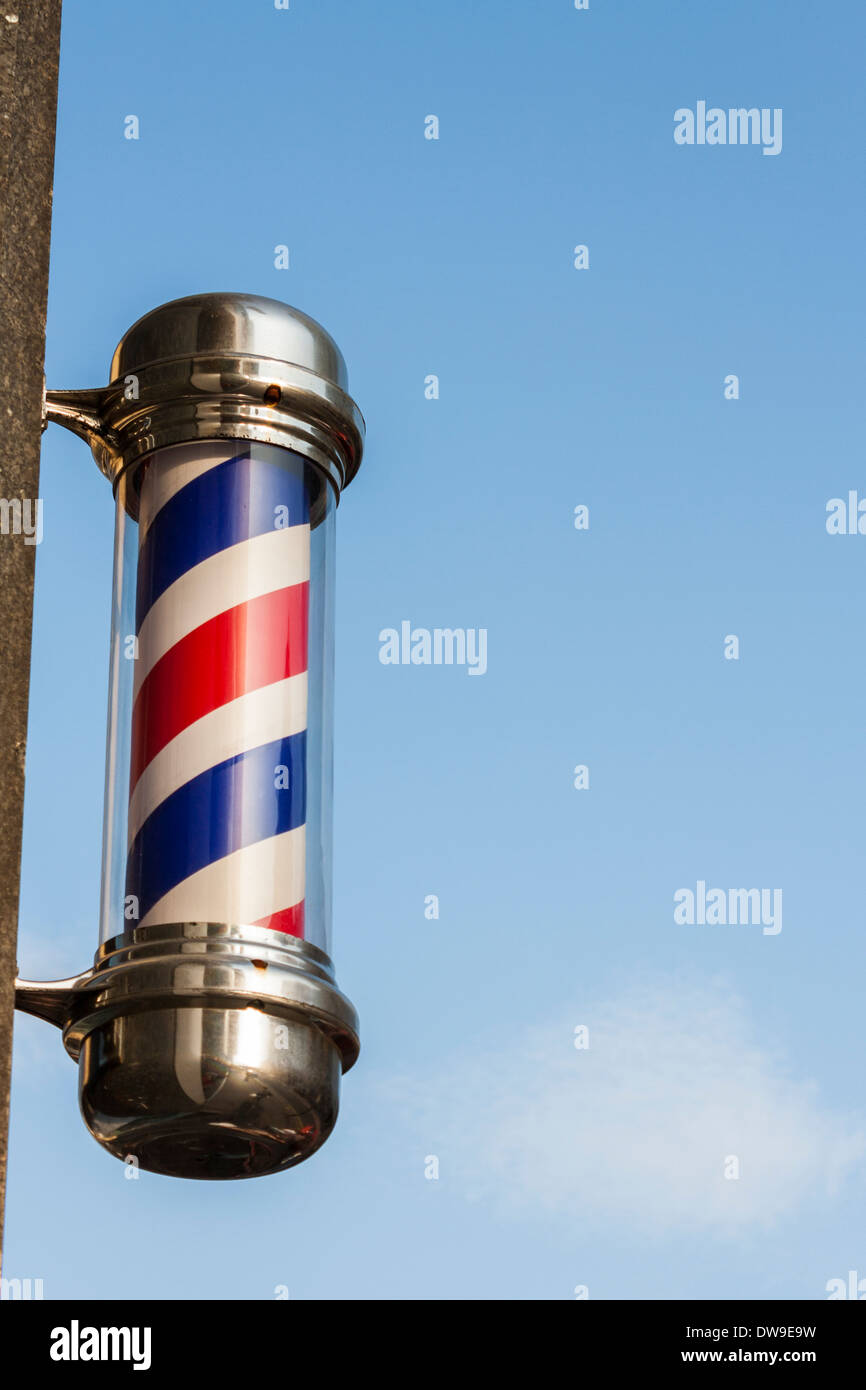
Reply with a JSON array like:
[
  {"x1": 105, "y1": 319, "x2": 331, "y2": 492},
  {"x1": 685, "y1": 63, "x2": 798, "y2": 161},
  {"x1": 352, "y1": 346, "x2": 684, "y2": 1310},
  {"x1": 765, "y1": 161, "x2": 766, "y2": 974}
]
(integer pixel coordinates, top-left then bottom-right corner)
[
  {"x1": 125, "y1": 733, "x2": 306, "y2": 924},
  {"x1": 136, "y1": 449, "x2": 310, "y2": 630}
]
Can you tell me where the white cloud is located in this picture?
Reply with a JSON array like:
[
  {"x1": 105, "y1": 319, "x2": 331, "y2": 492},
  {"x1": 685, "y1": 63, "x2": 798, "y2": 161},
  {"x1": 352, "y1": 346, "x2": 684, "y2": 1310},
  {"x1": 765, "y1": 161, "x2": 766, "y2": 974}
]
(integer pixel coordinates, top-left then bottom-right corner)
[{"x1": 380, "y1": 977, "x2": 865, "y2": 1236}]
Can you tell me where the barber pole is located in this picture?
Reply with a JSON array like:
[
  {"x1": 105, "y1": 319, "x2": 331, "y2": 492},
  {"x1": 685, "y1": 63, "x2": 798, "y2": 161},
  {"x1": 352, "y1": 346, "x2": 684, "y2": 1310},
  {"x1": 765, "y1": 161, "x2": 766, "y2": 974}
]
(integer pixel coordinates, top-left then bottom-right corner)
[
  {"x1": 16, "y1": 294, "x2": 364, "y2": 1179},
  {"x1": 127, "y1": 443, "x2": 310, "y2": 939}
]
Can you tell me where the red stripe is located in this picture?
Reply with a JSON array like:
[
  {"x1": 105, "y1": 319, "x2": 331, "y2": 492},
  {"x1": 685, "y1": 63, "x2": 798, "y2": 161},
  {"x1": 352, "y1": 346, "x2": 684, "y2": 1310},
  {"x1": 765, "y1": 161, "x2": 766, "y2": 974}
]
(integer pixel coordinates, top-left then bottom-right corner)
[
  {"x1": 130, "y1": 583, "x2": 309, "y2": 789},
  {"x1": 253, "y1": 901, "x2": 305, "y2": 938}
]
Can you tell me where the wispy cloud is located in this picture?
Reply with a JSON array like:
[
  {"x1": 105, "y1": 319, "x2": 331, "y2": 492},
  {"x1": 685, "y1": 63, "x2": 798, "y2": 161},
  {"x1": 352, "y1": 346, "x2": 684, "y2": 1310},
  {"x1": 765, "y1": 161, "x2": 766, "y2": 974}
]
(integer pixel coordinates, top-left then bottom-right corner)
[{"x1": 380, "y1": 978, "x2": 865, "y2": 1236}]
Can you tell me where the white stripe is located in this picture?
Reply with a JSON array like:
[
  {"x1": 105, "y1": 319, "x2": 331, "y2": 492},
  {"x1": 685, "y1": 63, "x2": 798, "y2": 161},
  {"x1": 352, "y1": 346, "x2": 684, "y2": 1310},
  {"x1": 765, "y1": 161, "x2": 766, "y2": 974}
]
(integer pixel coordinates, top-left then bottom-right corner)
[
  {"x1": 128, "y1": 674, "x2": 308, "y2": 844},
  {"x1": 133, "y1": 524, "x2": 310, "y2": 697},
  {"x1": 139, "y1": 826, "x2": 306, "y2": 929},
  {"x1": 138, "y1": 443, "x2": 238, "y2": 542}
]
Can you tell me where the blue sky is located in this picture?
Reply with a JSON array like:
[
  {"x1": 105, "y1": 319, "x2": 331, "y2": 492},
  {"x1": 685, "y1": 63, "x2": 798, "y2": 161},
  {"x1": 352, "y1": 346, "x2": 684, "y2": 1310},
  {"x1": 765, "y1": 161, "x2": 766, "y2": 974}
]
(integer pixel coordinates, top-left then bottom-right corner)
[{"x1": 5, "y1": 0, "x2": 866, "y2": 1298}]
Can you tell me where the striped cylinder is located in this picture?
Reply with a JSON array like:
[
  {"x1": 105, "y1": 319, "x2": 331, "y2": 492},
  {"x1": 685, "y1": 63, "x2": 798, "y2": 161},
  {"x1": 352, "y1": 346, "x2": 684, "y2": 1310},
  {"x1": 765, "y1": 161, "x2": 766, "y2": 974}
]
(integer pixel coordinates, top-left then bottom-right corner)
[{"x1": 125, "y1": 442, "x2": 311, "y2": 939}]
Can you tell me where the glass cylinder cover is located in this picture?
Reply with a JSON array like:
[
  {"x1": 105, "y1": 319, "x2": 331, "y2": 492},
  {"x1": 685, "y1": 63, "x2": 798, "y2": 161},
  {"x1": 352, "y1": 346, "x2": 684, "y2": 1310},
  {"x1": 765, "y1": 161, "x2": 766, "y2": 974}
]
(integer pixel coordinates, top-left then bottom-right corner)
[{"x1": 99, "y1": 441, "x2": 335, "y2": 952}]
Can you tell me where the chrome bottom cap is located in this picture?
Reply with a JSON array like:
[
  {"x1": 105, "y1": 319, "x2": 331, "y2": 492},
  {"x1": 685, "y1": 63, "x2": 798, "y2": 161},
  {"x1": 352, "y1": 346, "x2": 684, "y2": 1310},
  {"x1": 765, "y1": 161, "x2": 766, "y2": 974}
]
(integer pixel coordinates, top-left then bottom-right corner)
[
  {"x1": 79, "y1": 1005, "x2": 342, "y2": 1180},
  {"x1": 15, "y1": 922, "x2": 360, "y2": 1181}
]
